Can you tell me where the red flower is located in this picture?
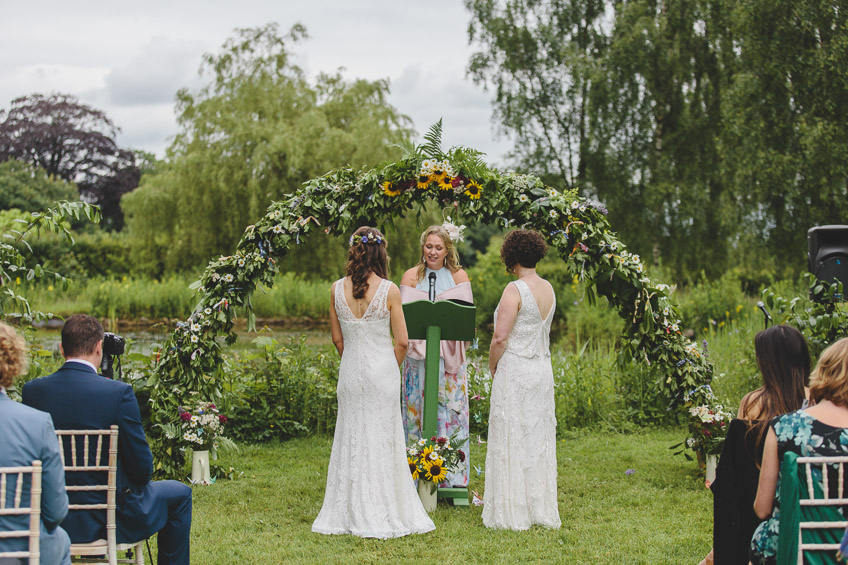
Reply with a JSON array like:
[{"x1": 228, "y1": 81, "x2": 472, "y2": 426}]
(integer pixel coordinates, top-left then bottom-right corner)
[
  {"x1": 179, "y1": 412, "x2": 191, "y2": 422},
  {"x1": 218, "y1": 415, "x2": 228, "y2": 423},
  {"x1": 430, "y1": 436, "x2": 437, "y2": 443},
  {"x1": 458, "y1": 449, "x2": 466, "y2": 462},
  {"x1": 436, "y1": 437, "x2": 448, "y2": 446}
]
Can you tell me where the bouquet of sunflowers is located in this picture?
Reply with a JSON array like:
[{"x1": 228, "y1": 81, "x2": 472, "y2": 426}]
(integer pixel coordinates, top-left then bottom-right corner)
[{"x1": 407, "y1": 435, "x2": 466, "y2": 486}]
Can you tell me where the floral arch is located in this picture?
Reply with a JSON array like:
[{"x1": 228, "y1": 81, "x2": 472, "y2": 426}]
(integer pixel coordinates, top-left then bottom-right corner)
[{"x1": 148, "y1": 124, "x2": 715, "y2": 477}]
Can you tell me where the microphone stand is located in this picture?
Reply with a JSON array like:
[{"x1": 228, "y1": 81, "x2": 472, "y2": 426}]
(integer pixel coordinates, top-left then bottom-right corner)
[{"x1": 756, "y1": 301, "x2": 772, "y2": 330}]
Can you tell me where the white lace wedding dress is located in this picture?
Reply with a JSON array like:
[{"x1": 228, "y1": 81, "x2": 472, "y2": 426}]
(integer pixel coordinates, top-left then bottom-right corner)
[
  {"x1": 482, "y1": 279, "x2": 561, "y2": 530},
  {"x1": 312, "y1": 278, "x2": 435, "y2": 538}
]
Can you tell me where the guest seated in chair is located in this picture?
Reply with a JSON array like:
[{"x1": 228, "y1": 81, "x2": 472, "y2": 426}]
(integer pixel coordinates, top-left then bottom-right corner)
[
  {"x1": 0, "y1": 322, "x2": 71, "y2": 565},
  {"x1": 22, "y1": 315, "x2": 192, "y2": 565},
  {"x1": 750, "y1": 336, "x2": 848, "y2": 565},
  {"x1": 704, "y1": 324, "x2": 811, "y2": 565}
]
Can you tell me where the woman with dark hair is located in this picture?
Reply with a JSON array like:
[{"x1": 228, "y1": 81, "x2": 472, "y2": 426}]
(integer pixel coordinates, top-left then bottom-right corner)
[
  {"x1": 312, "y1": 226, "x2": 434, "y2": 538},
  {"x1": 482, "y1": 229, "x2": 561, "y2": 530},
  {"x1": 750, "y1": 337, "x2": 848, "y2": 564},
  {"x1": 703, "y1": 325, "x2": 811, "y2": 565},
  {"x1": 399, "y1": 224, "x2": 473, "y2": 487}
]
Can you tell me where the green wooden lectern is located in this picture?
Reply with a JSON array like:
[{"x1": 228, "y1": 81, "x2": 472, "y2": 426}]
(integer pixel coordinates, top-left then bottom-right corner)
[{"x1": 403, "y1": 298, "x2": 476, "y2": 506}]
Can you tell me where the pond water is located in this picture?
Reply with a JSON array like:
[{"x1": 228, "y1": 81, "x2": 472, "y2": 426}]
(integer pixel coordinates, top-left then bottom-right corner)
[{"x1": 33, "y1": 321, "x2": 333, "y2": 357}]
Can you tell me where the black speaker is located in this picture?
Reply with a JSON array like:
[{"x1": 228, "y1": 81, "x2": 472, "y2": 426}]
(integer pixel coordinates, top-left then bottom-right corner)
[{"x1": 807, "y1": 225, "x2": 848, "y2": 299}]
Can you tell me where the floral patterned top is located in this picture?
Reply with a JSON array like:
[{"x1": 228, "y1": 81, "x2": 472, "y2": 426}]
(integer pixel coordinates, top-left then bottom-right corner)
[{"x1": 750, "y1": 410, "x2": 848, "y2": 565}]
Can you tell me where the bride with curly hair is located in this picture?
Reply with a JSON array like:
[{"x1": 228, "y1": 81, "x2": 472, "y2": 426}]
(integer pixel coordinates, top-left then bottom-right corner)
[{"x1": 312, "y1": 226, "x2": 434, "y2": 538}]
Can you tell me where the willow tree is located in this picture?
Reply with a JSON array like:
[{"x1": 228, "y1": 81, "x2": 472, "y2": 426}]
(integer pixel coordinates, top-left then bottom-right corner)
[{"x1": 122, "y1": 23, "x2": 414, "y2": 276}]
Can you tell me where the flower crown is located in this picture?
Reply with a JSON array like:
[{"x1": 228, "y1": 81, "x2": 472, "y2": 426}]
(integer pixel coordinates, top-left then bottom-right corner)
[{"x1": 349, "y1": 232, "x2": 384, "y2": 246}]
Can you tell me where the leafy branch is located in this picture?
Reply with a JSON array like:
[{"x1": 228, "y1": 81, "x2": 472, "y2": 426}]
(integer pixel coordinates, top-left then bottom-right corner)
[{"x1": 0, "y1": 201, "x2": 101, "y2": 322}]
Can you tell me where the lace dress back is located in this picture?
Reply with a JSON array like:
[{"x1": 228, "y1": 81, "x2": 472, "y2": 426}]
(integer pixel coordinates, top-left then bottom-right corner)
[
  {"x1": 312, "y1": 278, "x2": 434, "y2": 538},
  {"x1": 483, "y1": 279, "x2": 561, "y2": 530}
]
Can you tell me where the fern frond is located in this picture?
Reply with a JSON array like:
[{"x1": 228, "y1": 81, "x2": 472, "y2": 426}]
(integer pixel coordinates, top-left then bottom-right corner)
[
  {"x1": 387, "y1": 139, "x2": 420, "y2": 161},
  {"x1": 420, "y1": 119, "x2": 445, "y2": 158}
]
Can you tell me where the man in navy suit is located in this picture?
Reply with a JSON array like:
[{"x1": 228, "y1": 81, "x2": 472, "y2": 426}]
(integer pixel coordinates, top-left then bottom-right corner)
[
  {"x1": 23, "y1": 315, "x2": 192, "y2": 565},
  {"x1": 0, "y1": 322, "x2": 70, "y2": 565}
]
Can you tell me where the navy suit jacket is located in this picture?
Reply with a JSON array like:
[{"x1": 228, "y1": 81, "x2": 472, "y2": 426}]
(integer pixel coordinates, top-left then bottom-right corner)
[
  {"x1": 22, "y1": 362, "x2": 156, "y2": 543},
  {"x1": 0, "y1": 392, "x2": 69, "y2": 553}
]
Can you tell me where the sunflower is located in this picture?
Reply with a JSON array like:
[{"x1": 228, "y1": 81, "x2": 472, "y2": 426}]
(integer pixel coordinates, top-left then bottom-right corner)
[
  {"x1": 425, "y1": 458, "x2": 448, "y2": 483},
  {"x1": 408, "y1": 456, "x2": 420, "y2": 480},
  {"x1": 381, "y1": 181, "x2": 401, "y2": 197},
  {"x1": 431, "y1": 167, "x2": 446, "y2": 182},
  {"x1": 437, "y1": 176, "x2": 454, "y2": 191},
  {"x1": 464, "y1": 179, "x2": 483, "y2": 199},
  {"x1": 419, "y1": 445, "x2": 435, "y2": 462},
  {"x1": 417, "y1": 174, "x2": 431, "y2": 190}
]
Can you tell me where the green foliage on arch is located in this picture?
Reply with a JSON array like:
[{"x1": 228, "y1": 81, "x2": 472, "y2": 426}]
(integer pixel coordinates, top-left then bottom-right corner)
[{"x1": 148, "y1": 124, "x2": 716, "y2": 478}]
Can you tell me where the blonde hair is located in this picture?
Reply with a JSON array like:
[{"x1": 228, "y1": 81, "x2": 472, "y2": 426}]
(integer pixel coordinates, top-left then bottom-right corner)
[
  {"x1": 0, "y1": 322, "x2": 28, "y2": 389},
  {"x1": 810, "y1": 337, "x2": 848, "y2": 407},
  {"x1": 414, "y1": 225, "x2": 461, "y2": 284}
]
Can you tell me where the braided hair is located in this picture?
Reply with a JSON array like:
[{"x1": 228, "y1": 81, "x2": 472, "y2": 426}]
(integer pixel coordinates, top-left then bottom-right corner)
[{"x1": 346, "y1": 226, "x2": 389, "y2": 299}]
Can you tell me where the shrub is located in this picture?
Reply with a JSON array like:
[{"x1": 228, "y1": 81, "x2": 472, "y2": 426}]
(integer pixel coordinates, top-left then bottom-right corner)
[
  {"x1": 222, "y1": 336, "x2": 339, "y2": 442},
  {"x1": 675, "y1": 270, "x2": 754, "y2": 336}
]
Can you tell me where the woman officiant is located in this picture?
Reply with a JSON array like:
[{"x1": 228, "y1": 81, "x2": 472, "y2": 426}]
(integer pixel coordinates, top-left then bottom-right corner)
[{"x1": 399, "y1": 223, "x2": 473, "y2": 488}]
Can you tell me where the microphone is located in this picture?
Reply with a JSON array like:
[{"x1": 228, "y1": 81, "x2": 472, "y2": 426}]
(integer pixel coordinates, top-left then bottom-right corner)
[
  {"x1": 757, "y1": 301, "x2": 772, "y2": 328},
  {"x1": 429, "y1": 272, "x2": 437, "y2": 302}
]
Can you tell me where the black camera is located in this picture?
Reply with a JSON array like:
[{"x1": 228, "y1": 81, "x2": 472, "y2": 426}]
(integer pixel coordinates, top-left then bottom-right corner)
[
  {"x1": 103, "y1": 332, "x2": 125, "y2": 356},
  {"x1": 100, "y1": 332, "x2": 125, "y2": 380}
]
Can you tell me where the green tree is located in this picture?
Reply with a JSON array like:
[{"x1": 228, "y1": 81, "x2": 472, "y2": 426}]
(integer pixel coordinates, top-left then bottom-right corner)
[
  {"x1": 0, "y1": 160, "x2": 78, "y2": 212},
  {"x1": 123, "y1": 23, "x2": 414, "y2": 275},
  {"x1": 467, "y1": 0, "x2": 731, "y2": 281},
  {"x1": 719, "y1": 0, "x2": 848, "y2": 278}
]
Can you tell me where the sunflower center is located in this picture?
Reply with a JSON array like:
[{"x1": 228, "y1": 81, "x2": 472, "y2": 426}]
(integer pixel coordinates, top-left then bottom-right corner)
[{"x1": 430, "y1": 464, "x2": 442, "y2": 475}]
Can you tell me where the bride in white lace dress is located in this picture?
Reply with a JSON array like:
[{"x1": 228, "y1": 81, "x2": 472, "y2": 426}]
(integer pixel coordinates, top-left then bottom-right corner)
[
  {"x1": 483, "y1": 229, "x2": 561, "y2": 530},
  {"x1": 312, "y1": 226, "x2": 435, "y2": 539}
]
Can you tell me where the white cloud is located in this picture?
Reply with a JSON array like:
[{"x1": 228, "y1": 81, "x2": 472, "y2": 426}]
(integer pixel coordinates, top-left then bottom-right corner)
[
  {"x1": 0, "y1": 1, "x2": 511, "y2": 162},
  {"x1": 102, "y1": 36, "x2": 206, "y2": 106}
]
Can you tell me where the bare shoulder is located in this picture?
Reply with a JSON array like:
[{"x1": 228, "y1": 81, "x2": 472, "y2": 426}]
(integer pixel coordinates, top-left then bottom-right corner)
[
  {"x1": 501, "y1": 281, "x2": 520, "y2": 299},
  {"x1": 739, "y1": 389, "x2": 763, "y2": 419},
  {"x1": 400, "y1": 267, "x2": 418, "y2": 287},
  {"x1": 452, "y1": 268, "x2": 470, "y2": 284}
]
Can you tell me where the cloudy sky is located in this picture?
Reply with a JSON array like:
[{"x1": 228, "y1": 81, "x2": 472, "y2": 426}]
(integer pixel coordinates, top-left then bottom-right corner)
[{"x1": 0, "y1": 0, "x2": 513, "y2": 164}]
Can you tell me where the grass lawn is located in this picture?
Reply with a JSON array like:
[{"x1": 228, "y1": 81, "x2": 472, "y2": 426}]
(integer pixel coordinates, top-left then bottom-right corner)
[{"x1": 146, "y1": 427, "x2": 715, "y2": 564}]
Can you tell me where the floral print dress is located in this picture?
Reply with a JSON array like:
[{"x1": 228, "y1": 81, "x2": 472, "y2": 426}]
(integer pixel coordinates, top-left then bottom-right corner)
[
  {"x1": 750, "y1": 410, "x2": 848, "y2": 565},
  {"x1": 400, "y1": 267, "x2": 471, "y2": 488}
]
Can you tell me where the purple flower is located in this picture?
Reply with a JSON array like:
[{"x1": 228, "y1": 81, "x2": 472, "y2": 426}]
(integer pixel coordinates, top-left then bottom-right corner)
[{"x1": 625, "y1": 469, "x2": 636, "y2": 476}]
